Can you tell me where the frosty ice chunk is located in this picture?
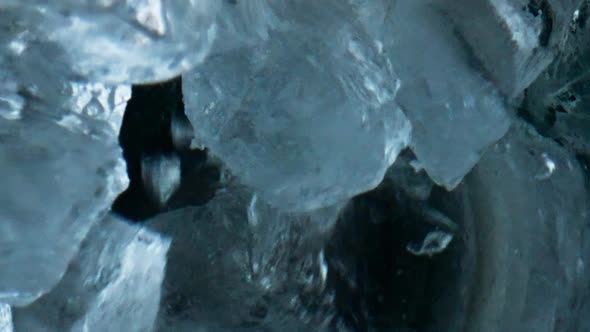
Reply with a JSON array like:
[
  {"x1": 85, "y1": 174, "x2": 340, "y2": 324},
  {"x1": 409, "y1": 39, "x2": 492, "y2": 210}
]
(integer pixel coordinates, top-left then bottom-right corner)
[{"x1": 183, "y1": 0, "x2": 410, "y2": 211}]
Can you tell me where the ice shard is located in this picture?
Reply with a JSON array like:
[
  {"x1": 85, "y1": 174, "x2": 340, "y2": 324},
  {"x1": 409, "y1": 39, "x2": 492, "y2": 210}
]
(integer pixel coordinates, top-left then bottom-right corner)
[
  {"x1": 387, "y1": 0, "x2": 512, "y2": 189},
  {"x1": 406, "y1": 230, "x2": 454, "y2": 257},
  {"x1": 141, "y1": 153, "x2": 181, "y2": 206},
  {"x1": 12, "y1": 215, "x2": 170, "y2": 332},
  {"x1": 0, "y1": 81, "x2": 129, "y2": 306},
  {"x1": 183, "y1": 0, "x2": 411, "y2": 211},
  {"x1": 147, "y1": 184, "x2": 341, "y2": 331}
]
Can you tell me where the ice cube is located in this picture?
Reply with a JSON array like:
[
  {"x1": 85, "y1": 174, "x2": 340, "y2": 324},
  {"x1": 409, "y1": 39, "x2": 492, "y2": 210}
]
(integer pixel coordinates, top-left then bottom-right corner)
[{"x1": 183, "y1": 0, "x2": 410, "y2": 211}]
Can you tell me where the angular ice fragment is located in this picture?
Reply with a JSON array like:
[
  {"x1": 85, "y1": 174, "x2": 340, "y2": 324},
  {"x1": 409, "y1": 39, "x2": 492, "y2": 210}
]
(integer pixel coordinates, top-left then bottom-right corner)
[
  {"x1": 129, "y1": 0, "x2": 167, "y2": 36},
  {"x1": 406, "y1": 231, "x2": 454, "y2": 257},
  {"x1": 183, "y1": 0, "x2": 411, "y2": 211},
  {"x1": 12, "y1": 216, "x2": 170, "y2": 332},
  {"x1": 440, "y1": 0, "x2": 555, "y2": 97},
  {"x1": 0, "y1": 304, "x2": 13, "y2": 332},
  {"x1": 0, "y1": 84, "x2": 129, "y2": 306},
  {"x1": 455, "y1": 121, "x2": 590, "y2": 331},
  {"x1": 141, "y1": 153, "x2": 181, "y2": 205},
  {"x1": 388, "y1": 0, "x2": 512, "y2": 189},
  {"x1": 1, "y1": 1, "x2": 220, "y2": 83},
  {"x1": 147, "y1": 184, "x2": 341, "y2": 331}
]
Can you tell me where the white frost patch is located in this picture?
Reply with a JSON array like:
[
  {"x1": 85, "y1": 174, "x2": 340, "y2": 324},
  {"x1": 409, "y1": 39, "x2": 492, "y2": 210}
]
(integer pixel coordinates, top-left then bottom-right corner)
[
  {"x1": 384, "y1": 106, "x2": 412, "y2": 167},
  {"x1": 128, "y1": 0, "x2": 167, "y2": 36},
  {"x1": 0, "y1": 94, "x2": 23, "y2": 121},
  {"x1": 491, "y1": 0, "x2": 540, "y2": 52},
  {"x1": 56, "y1": 113, "x2": 89, "y2": 134},
  {"x1": 0, "y1": 304, "x2": 13, "y2": 332},
  {"x1": 536, "y1": 152, "x2": 557, "y2": 180},
  {"x1": 8, "y1": 40, "x2": 26, "y2": 56}
]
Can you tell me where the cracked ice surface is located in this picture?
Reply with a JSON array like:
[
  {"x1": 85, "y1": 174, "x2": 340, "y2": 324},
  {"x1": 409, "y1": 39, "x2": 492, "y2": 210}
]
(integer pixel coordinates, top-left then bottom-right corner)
[
  {"x1": 183, "y1": 0, "x2": 411, "y2": 211},
  {"x1": 12, "y1": 215, "x2": 170, "y2": 332}
]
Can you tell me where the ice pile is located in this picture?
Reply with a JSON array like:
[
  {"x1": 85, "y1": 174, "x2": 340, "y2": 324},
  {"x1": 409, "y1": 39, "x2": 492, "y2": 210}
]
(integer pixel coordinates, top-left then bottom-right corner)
[
  {"x1": 0, "y1": 0, "x2": 217, "y2": 309},
  {"x1": 1, "y1": 0, "x2": 590, "y2": 331},
  {"x1": 183, "y1": 0, "x2": 574, "y2": 207}
]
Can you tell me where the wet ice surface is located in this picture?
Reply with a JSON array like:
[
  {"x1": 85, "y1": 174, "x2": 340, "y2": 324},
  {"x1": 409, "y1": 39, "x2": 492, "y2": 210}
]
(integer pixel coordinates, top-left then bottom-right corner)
[{"x1": 1, "y1": 0, "x2": 590, "y2": 331}]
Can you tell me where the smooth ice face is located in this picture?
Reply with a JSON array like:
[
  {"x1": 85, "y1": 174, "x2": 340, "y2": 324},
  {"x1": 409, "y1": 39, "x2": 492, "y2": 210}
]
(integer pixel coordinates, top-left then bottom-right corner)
[
  {"x1": 439, "y1": 0, "x2": 554, "y2": 97},
  {"x1": 387, "y1": 1, "x2": 512, "y2": 189},
  {"x1": 12, "y1": 216, "x2": 170, "y2": 332},
  {"x1": 147, "y1": 184, "x2": 341, "y2": 331},
  {"x1": 0, "y1": 82, "x2": 129, "y2": 306},
  {"x1": 457, "y1": 121, "x2": 590, "y2": 332},
  {"x1": 0, "y1": 1, "x2": 219, "y2": 84},
  {"x1": 183, "y1": 0, "x2": 411, "y2": 211}
]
